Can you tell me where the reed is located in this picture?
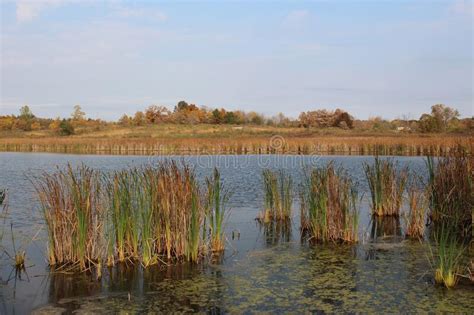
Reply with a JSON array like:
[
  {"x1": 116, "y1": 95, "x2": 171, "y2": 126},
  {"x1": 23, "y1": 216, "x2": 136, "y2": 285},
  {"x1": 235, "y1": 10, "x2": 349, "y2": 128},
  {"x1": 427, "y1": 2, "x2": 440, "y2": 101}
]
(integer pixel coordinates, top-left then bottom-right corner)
[
  {"x1": 107, "y1": 169, "x2": 140, "y2": 262},
  {"x1": 300, "y1": 163, "x2": 359, "y2": 243},
  {"x1": 404, "y1": 178, "x2": 427, "y2": 239},
  {"x1": 205, "y1": 168, "x2": 228, "y2": 253},
  {"x1": 1, "y1": 133, "x2": 471, "y2": 156},
  {"x1": 35, "y1": 164, "x2": 104, "y2": 269},
  {"x1": 429, "y1": 224, "x2": 466, "y2": 288},
  {"x1": 35, "y1": 161, "x2": 216, "y2": 269},
  {"x1": 364, "y1": 157, "x2": 408, "y2": 216},
  {"x1": 426, "y1": 152, "x2": 473, "y2": 239},
  {"x1": 260, "y1": 169, "x2": 293, "y2": 223}
]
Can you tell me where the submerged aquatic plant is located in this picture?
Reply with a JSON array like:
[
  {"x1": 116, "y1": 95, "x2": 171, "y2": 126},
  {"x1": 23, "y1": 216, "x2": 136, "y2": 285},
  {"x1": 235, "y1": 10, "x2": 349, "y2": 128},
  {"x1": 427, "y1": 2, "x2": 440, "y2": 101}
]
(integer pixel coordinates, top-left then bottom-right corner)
[
  {"x1": 364, "y1": 157, "x2": 408, "y2": 216},
  {"x1": 205, "y1": 168, "x2": 229, "y2": 253},
  {"x1": 300, "y1": 163, "x2": 359, "y2": 243},
  {"x1": 426, "y1": 152, "x2": 473, "y2": 239},
  {"x1": 260, "y1": 169, "x2": 293, "y2": 223},
  {"x1": 429, "y1": 224, "x2": 466, "y2": 289}
]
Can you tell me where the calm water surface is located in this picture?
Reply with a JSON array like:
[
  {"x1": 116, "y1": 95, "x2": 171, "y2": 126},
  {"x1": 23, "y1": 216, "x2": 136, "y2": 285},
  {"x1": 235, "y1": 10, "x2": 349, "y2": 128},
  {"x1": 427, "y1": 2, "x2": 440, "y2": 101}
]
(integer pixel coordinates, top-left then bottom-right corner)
[{"x1": 0, "y1": 153, "x2": 472, "y2": 313}]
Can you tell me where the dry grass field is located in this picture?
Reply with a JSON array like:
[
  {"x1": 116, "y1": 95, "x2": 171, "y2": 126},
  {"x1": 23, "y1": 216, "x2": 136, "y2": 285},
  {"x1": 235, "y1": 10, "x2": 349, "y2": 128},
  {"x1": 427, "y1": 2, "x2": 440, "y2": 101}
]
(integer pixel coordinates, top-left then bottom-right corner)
[{"x1": 0, "y1": 124, "x2": 471, "y2": 156}]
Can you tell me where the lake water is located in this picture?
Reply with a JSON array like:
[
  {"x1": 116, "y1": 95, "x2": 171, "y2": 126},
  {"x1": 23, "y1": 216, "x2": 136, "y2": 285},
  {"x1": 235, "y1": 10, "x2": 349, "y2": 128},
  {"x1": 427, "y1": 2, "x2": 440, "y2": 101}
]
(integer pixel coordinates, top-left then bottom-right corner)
[{"x1": 0, "y1": 153, "x2": 472, "y2": 313}]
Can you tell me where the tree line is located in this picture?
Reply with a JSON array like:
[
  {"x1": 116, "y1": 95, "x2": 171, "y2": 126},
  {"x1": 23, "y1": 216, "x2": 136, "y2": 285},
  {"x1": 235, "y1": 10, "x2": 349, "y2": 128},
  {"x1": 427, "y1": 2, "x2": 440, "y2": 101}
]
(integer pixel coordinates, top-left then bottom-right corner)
[{"x1": 0, "y1": 101, "x2": 471, "y2": 136}]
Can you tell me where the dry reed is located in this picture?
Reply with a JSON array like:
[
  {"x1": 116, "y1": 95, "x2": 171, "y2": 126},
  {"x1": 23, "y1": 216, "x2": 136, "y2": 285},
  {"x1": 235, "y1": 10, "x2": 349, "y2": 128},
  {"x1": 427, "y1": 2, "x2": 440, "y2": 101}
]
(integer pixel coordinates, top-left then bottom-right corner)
[{"x1": 300, "y1": 163, "x2": 359, "y2": 243}]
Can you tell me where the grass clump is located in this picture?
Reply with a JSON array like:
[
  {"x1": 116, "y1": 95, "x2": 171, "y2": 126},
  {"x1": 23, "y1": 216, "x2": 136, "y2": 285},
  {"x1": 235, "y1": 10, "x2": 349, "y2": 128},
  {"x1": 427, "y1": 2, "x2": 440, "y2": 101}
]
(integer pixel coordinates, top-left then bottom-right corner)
[
  {"x1": 426, "y1": 152, "x2": 473, "y2": 239},
  {"x1": 429, "y1": 225, "x2": 466, "y2": 289},
  {"x1": 364, "y1": 157, "x2": 408, "y2": 216},
  {"x1": 403, "y1": 177, "x2": 427, "y2": 239},
  {"x1": 259, "y1": 169, "x2": 293, "y2": 223},
  {"x1": 205, "y1": 168, "x2": 229, "y2": 253},
  {"x1": 35, "y1": 164, "x2": 103, "y2": 269},
  {"x1": 300, "y1": 163, "x2": 359, "y2": 243},
  {"x1": 35, "y1": 161, "x2": 221, "y2": 269}
]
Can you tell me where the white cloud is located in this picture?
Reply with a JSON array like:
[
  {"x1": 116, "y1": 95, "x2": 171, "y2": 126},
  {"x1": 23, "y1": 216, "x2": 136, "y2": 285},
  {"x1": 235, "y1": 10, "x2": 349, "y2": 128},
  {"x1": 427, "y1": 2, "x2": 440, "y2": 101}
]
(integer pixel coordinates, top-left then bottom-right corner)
[
  {"x1": 282, "y1": 9, "x2": 310, "y2": 29},
  {"x1": 16, "y1": 0, "x2": 65, "y2": 23}
]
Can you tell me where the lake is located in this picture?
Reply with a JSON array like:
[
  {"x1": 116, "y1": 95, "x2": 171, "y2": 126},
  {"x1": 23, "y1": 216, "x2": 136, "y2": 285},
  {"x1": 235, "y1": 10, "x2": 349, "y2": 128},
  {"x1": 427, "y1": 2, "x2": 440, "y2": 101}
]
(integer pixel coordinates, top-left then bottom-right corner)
[{"x1": 0, "y1": 153, "x2": 472, "y2": 313}]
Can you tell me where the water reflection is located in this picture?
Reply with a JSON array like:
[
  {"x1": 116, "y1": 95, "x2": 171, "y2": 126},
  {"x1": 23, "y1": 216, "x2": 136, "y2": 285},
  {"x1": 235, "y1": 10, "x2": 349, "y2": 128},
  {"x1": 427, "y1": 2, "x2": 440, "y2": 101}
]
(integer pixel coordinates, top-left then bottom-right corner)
[
  {"x1": 258, "y1": 220, "x2": 292, "y2": 246},
  {"x1": 370, "y1": 216, "x2": 402, "y2": 242}
]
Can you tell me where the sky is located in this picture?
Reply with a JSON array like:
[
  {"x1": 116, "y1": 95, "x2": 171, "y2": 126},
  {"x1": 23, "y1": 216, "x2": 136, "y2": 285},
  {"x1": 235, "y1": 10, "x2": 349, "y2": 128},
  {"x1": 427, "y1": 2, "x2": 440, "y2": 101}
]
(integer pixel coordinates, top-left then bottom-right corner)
[{"x1": 0, "y1": 0, "x2": 473, "y2": 121}]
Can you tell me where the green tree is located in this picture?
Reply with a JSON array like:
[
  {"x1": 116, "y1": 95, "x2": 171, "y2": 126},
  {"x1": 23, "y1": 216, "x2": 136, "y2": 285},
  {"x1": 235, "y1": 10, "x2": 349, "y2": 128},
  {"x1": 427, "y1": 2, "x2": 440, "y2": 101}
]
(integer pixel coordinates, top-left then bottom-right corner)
[
  {"x1": 59, "y1": 119, "x2": 74, "y2": 135},
  {"x1": 19, "y1": 105, "x2": 34, "y2": 120},
  {"x1": 430, "y1": 104, "x2": 459, "y2": 131}
]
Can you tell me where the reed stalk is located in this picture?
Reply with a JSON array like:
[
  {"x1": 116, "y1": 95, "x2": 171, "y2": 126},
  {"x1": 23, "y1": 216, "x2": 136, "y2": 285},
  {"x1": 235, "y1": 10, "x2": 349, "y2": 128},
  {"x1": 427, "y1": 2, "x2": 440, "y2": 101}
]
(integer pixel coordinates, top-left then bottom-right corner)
[
  {"x1": 300, "y1": 163, "x2": 359, "y2": 243},
  {"x1": 205, "y1": 168, "x2": 229, "y2": 253},
  {"x1": 426, "y1": 152, "x2": 473, "y2": 239},
  {"x1": 429, "y1": 224, "x2": 466, "y2": 288},
  {"x1": 364, "y1": 157, "x2": 408, "y2": 216},
  {"x1": 35, "y1": 164, "x2": 103, "y2": 269},
  {"x1": 404, "y1": 177, "x2": 427, "y2": 239},
  {"x1": 260, "y1": 169, "x2": 293, "y2": 223}
]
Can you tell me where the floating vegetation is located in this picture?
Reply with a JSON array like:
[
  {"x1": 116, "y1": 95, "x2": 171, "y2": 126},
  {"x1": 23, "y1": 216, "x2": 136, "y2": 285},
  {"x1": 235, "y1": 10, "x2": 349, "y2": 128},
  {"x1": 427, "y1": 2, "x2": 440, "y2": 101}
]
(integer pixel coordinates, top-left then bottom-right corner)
[
  {"x1": 429, "y1": 225, "x2": 466, "y2": 289},
  {"x1": 403, "y1": 177, "x2": 427, "y2": 239},
  {"x1": 426, "y1": 152, "x2": 473, "y2": 239},
  {"x1": 300, "y1": 163, "x2": 359, "y2": 243},
  {"x1": 205, "y1": 168, "x2": 229, "y2": 253},
  {"x1": 364, "y1": 157, "x2": 408, "y2": 216},
  {"x1": 34, "y1": 162, "x2": 228, "y2": 270},
  {"x1": 258, "y1": 169, "x2": 293, "y2": 223}
]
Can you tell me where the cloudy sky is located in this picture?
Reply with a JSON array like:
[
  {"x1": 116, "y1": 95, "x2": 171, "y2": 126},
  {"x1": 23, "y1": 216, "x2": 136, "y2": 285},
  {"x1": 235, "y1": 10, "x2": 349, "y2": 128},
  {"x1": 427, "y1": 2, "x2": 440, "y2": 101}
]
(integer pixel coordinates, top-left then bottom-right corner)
[{"x1": 1, "y1": 0, "x2": 472, "y2": 120}]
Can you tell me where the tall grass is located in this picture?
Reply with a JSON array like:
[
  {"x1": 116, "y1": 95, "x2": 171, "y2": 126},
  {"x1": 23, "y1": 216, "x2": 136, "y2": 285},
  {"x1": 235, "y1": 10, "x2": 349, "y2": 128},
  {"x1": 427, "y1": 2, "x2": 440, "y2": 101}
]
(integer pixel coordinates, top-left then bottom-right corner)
[
  {"x1": 300, "y1": 163, "x2": 359, "y2": 243},
  {"x1": 260, "y1": 169, "x2": 293, "y2": 223},
  {"x1": 364, "y1": 157, "x2": 408, "y2": 216},
  {"x1": 205, "y1": 168, "x2": 228, "y2": 253},
  {"x1": 404, "y1": 177, "x2": 427, "y2": 239},
  {"x1": 35, "y1": 161, "x2": 228, "y2": 269},
  {"x1": 35, "y1": 164, "x2": 103, "y2": 269},
  {"x1": 426, "y1": 152, "x2": 473, "y2": 239},
  {"x1": 429, "y1": 224, "x2": 466, "y2": 288}
]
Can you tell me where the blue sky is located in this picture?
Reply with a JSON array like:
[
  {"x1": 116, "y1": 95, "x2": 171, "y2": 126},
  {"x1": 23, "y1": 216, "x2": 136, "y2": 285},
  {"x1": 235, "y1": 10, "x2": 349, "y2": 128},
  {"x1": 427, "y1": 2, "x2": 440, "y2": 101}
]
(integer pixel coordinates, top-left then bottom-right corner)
[{"x1": 1, "y1": 0, "x2": 472, "y2": 120}]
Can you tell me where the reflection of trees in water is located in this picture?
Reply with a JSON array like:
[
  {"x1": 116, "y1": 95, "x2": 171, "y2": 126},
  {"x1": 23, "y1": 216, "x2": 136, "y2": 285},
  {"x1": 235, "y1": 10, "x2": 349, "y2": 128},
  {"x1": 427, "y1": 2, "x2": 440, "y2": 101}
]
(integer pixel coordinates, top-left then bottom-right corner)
[
  {"x1": 258, "y1": 220, "x2": 291, "y2": 246},
  {"x1": 370, "y1": 216, "x2": 401, "y2": 242}
]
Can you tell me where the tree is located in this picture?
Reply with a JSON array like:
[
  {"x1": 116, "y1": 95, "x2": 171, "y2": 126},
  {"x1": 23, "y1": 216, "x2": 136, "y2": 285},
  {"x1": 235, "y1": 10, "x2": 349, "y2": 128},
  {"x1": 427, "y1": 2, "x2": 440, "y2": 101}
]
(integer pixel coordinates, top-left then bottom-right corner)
[
  {"x1": 71, "y1": 105, "x2": 86, "y2": 121},
  {"x1": 118, "y1": 114, "x2": 132, "y2": 126},
  {"x1": 59, "y1": 119, "x2": 74, "y2": 135},
  {"x1": 49, "y1": 117, "x2": 61, "y2": 131},
  {"x1": 299, "y1": 109, "x2": 353, "y2": 129},
  {"x1": 418, "y1": 104, "x2": 460, "y2": 133},
  {"x1": 19, "y1": 105, "x2": 34, "y2": 120},
  {"x1": 133, "y1": 111, "x2": 146, "y2": 126},
  {"x1": 145, "y1": 105, "x2": 170, "y2": 124},
  {"x1": 174, "y1": 100, "x2": 189, "y2": 112},
  {"x1": 430, "y1": 104, "x2": 459, "y2": 131}
]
